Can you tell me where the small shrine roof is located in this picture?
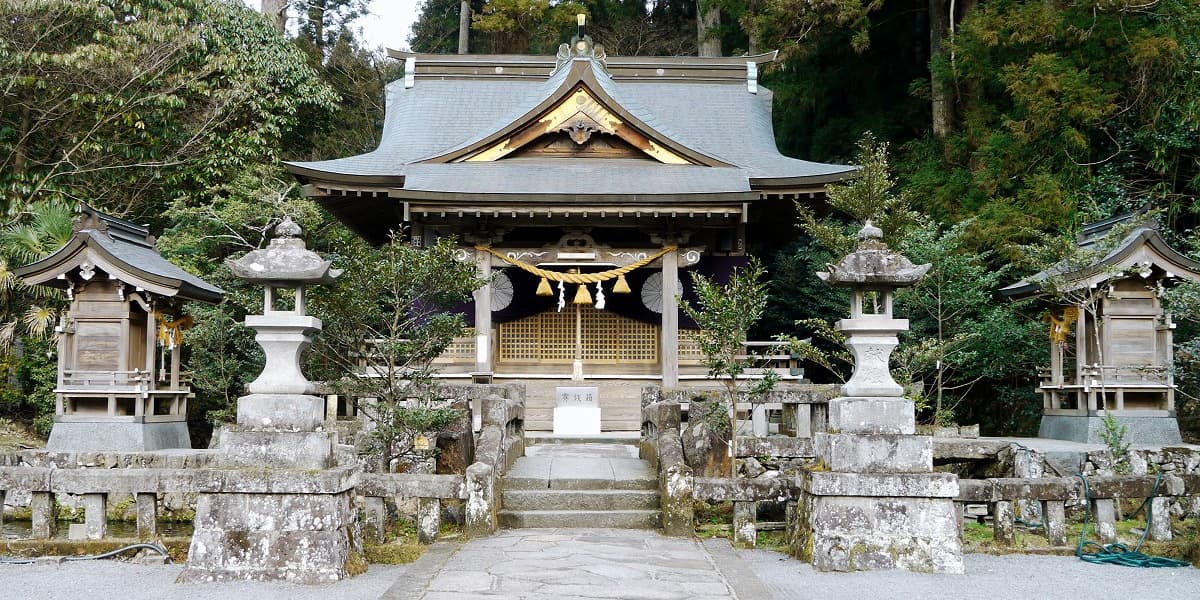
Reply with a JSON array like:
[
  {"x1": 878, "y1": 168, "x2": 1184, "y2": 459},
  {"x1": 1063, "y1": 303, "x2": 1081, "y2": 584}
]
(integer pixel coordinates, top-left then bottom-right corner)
[
  {"x1": 284, "y1": 55, "x2": 854, "y2": 194},
  {"x1": 1001, "y1": 218, "x2": 1200, "y2": 298},
  {"x1": 14, "y1": 205, "x2": 224, "y2": 303}
]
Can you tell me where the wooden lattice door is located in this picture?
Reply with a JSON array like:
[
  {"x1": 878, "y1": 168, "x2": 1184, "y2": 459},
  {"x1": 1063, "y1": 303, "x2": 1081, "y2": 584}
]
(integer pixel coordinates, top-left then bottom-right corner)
[{"x1": 498, "y1": 307, "x2": 658, "y2": 364}]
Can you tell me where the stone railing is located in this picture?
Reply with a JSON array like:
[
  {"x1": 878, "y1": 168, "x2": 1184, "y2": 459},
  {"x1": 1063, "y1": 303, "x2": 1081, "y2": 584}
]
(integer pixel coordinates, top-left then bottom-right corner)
[
  {"x1": 0, "y1": 463, "x2": 482, "y2": 547},
  {"x1": 357, "y1": 473, "x2": 466, "y2": 544},
  {"x1": 693, "y1": 477, "x2": 796, "y2": 547},
  {"x1": 640, "y1": 401, "x2": 693, "y2": 536},
  {"x1": 954, "y1": 474, "x2": 1200, "y2": 547},
  {"x1": 464, "y1": 393, "x2": 525, "y2": 537},
  {"x1": 644, "y1": 384, "x2": 836, "y2": 438},
  {"x1": 0, "y1": 463, "x2": 355, "y2": 541}
]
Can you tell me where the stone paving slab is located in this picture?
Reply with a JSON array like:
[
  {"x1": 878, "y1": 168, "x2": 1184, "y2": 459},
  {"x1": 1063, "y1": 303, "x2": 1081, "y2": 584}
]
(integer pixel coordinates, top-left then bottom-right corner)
[
  {"x1": 384, "y1": 528, "x2": 747, "y2": 599},
  {"x1": 506, "y1": 444, "x2": 655, "y2": 491}
]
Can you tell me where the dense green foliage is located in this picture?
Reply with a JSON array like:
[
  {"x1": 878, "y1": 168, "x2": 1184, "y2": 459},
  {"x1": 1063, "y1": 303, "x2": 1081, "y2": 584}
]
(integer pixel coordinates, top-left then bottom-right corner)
[
  {"x1": 315, "y1": 234, "x2": 484, "y2": 469},
  {"x1": 683, "y1": 258, "x2": 778, "y2": 445}
]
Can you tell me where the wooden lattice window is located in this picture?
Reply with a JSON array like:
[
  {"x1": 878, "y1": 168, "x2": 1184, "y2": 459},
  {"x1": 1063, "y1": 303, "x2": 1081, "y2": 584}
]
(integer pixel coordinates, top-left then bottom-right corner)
[{"x1": 498, "y1": 308, "x2": 658, "y2": 364}]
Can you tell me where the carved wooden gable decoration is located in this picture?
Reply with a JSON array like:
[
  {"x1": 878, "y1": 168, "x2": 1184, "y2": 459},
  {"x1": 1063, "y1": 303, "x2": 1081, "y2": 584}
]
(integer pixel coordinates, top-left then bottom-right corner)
[
  {"x1": 424, "y1": 60, "x2": 729, "y2": 168},
  {"x1": 465, "y1": 85, "x2": 688, "y2": 164}
]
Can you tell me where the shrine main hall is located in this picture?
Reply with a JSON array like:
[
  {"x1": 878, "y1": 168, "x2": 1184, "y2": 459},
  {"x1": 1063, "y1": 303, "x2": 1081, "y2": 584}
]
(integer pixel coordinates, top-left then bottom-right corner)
[{"x1": 285, "y1": 35, "x2": 853, "y2": 431}]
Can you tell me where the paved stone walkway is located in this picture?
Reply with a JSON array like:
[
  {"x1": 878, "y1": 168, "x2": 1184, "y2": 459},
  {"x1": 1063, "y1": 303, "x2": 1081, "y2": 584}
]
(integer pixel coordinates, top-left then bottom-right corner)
[
  {"x1": 381, "y1": 529, "x2": 758, "y2": 599},
  {"x1": 5, "y1": 533, "x2": 1200, "y2": 598}
]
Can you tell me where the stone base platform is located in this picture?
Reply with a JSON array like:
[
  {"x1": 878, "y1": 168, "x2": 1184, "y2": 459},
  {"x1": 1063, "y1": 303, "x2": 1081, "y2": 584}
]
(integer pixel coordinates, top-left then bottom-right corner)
[
  {"x1": 47, "y1": 421, "x2": 191, "y2": 452},
  {"x1": 178, "y1": 467, "x2": 360, "y2": 584},
  {"x1": 792, "y1": 471, "x2": 964, "y2": 574},
  {"x1": 1039, "y1": 415, "x2": 1182, "y2": 445},
  {"x1": 218, "y1": 429, "x2": 337, "y2": 470}
]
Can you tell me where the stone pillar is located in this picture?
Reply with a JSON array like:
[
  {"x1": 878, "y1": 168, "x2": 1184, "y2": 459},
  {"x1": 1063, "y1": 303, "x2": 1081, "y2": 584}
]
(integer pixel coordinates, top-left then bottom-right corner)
[
  {"x1": 661, "y1": 251, "x2": 679, "y2": 388},
  {"x1": 31, "y1": 491, "x2": 56, "y2": 539},
  {"x1": 474, "y1": 249, "x2": 493, "y2": 376},
  {"x1": 1044, "y1": 500, "x2": 1067, "y2": 546},
  {"x1": 464, "y1": 462, "x2": 496, "y2": 538},
  {"x1": 417, "y1": 497, "x2": 441, "y2": 544},
  {"x1": 751, "y1": 405, "x2": 769, "y2": 437},
  {"x1": 1093, "y1": 499, "x2": 1117, "y2": 544},
  {"x1": 363, "y1": 496, "x2": 387, "y2": 544},
  {"x1": 83, "y1": 493, "x2": 107, "y2": 540},
  {"x1": 733, "y1": 501, "x2": 757, "y2": 548},
  {"x1": 993, "y1": 500, "x2": 1015, "y2": 546},
  {"x1": 1149, "y1": 497, "x2": 1172, "y2": 541},
  {"x1": 136, "y1": 493, "x2": 158, "y2": 540}
]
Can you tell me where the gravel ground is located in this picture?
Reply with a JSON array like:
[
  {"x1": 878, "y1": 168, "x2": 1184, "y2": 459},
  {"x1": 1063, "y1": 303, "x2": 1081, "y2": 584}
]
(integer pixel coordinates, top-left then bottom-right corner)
[
  {"x1": 1, "y1": 561, "x2": 410, "y2": 600},
  {"x1": 740, "y1": 550, "x2": 1200, "y2": 600},
  {"x1": 4, "y1": 547, "x2": 1199, "y2": 599}
]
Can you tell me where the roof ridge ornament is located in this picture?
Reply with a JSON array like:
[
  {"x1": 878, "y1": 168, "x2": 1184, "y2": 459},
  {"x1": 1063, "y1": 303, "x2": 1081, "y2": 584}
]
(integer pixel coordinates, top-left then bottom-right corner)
[{"x1": 556, "y1": 13, "x2": 607, "y2": 73}]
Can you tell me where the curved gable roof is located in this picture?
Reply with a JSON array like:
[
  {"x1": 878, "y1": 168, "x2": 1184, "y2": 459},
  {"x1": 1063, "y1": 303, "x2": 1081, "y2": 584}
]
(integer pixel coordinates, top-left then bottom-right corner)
[
  {"x1": 14, "y1": 207, "x2": 223, "y2": 304},
  {"x1": 284, "y1": 53, "x2": 854, "y2": 194},
  {"x1": 1001, "y1": 224, "x2": 1200, "y2": 298}
]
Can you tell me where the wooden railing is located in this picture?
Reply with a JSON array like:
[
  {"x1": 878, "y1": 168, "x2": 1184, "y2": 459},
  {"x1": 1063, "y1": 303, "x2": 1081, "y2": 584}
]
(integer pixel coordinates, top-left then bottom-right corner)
[{"x1": 56, "y1": 369, "x2": 190, "y2": 422}]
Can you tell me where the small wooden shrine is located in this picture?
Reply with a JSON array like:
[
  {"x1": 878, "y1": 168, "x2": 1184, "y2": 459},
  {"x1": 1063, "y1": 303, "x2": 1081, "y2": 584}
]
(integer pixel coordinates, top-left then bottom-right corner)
[
  {"x1": 15, "y1": 205, "x2": 223, "y2": 451},
  {"x1": 1001, "y1": 215, "x2": 1200, "y2": 444},
  {"x1": 285, "y1": 22, "x2": 853, "y2": 430}
]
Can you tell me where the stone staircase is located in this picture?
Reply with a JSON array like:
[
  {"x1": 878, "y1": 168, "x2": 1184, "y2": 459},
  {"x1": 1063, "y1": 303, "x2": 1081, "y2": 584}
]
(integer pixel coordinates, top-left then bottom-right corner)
[{"x1": 499, "y1": 441, "x2": 662, "y2": 529}]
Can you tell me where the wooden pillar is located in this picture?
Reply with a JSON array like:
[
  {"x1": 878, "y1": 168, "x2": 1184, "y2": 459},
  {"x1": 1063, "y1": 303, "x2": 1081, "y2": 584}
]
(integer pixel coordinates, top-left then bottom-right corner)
[
  {"x1": 661, "y1": 250, "x2": 679, "y2": 388},
  {"x1": 145, "y1": 309, "x2": 156, "y2": 385},
  {"x1": 1077, "y1": 305, "x2": 1089, "y2": 414},
  {"x1": 0, "y1": 489, "x2": 5, "y2": 529},
  {"x1": 170, "y1": 343, "x2": 181, "y2": 390},
  {"x1": 474, "y1": 249, "x2": 493, "y2": 375}
]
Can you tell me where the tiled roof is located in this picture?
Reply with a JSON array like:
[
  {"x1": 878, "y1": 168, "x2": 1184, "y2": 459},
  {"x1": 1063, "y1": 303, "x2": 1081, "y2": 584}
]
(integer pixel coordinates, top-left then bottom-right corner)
[{"x1": 286, "y1": 57, "x2": 853, "y2": 194}]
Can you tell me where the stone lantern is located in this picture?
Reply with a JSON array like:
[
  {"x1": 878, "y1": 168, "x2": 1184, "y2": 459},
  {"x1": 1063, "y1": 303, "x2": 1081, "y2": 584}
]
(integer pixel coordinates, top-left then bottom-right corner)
[
  {"x1": 817, "y1": 221, "x2": 928, "y2": 398},
  {"x1": 218, "y1": 216, "x2": 342, "y2": 467},
  {"x1": 790, "y1": 221, "x2": 964, "y2": 574},
  {"x1": 181, "y1": 218, "x2": 357, "y2": 584}
]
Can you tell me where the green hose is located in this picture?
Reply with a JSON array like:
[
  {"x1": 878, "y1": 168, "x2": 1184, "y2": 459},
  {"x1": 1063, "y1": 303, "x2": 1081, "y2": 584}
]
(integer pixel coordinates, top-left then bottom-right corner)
[{"x1": 1074, "y1": 472, "x2": 1189, "y2": 568}]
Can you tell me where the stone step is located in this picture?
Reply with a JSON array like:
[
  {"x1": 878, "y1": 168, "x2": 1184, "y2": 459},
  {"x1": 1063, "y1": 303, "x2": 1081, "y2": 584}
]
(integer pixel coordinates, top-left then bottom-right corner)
[
  {"x1": 502, "y1": 489, "x2": 661, "y2": 511},
  {"x1": 499, "y1": 509, "x2": 662, "y2": 530},
  {"x1": 503, "y1": 472, "x2": 657, "y2": 491},
  {"x1": 525, "y1": 433, "x2": 642, "y2": 445}
]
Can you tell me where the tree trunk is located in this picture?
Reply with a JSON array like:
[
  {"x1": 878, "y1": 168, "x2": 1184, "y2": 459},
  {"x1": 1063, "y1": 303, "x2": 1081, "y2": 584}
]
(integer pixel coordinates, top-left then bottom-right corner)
[
  {"x1": 929, "y1": 0, "x2": 951, "y2": 138},
  {"x1": 260, "y1": 0, "x2": 287, "y2": 35},
  {"x1": 458, "y1": 0, "x2": 470, "y2": 54},
  {"x1": 697, "y1": 4, "x2": 721, "y2": 57},
  {"x1": 309, "y1": 1, "x2": 326, "y2": 50}
]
